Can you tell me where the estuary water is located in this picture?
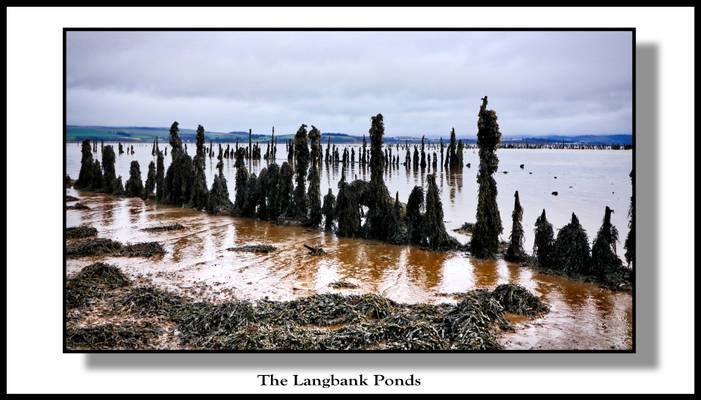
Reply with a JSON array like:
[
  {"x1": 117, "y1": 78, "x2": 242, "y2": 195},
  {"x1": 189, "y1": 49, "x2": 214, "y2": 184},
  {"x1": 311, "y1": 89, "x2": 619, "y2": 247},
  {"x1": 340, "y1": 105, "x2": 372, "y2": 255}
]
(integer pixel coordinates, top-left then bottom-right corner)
[{"x1": 66, "y1": 142, "x2": 633, "y2": 350}]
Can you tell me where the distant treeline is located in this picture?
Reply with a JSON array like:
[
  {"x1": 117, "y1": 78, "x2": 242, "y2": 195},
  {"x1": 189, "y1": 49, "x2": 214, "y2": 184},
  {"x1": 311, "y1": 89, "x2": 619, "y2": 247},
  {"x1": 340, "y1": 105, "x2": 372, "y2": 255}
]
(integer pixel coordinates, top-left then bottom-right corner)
[{"x1": 66, "y1": 125, "x2": 632, "y2": 148}]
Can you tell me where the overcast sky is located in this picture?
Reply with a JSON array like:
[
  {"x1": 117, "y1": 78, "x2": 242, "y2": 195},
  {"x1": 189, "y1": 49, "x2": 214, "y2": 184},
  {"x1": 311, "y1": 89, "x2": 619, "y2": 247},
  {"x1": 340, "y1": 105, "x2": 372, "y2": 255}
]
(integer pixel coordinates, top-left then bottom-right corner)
[{"x1": 67, "y1": 31, "x2": 632, "y2": 137}]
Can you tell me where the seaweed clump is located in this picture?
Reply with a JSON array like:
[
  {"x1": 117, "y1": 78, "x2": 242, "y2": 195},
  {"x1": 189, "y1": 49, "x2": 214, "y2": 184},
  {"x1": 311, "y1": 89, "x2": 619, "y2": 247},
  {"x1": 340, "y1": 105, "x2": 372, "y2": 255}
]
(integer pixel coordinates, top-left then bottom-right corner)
[
  {"x1": 119, "y1": 286, "x2": 186, "y2": 318},
  {"x1": 227, "y1": 244, "x2": 277, "y2": 253},
  {"x1": 67, "y1": 202, "x2": 90, "y2": 210},
  {"x1": 491, "y1": 283, "x2": 550, "y2": 316},
  {"x1": 66, "y1": 225, "x2": 98, "y2": 239},
  {"x1": 66, "y1": 238, "x2": 165, "y2": 258},
  {"x1": 67, "y1": 276, "x2": 549, "y2": 350},
  {"x1": 66, "y1": 323, "x2": 161, "y2": 350},
  {"x1": 66, "y1": 262, "x2": 131, "y2": 309},
  {"x1": 329, "y1": 280, "x2": 360, "y2": 289},
  {"x1": 169, "y1": 291, "x2": 509, "y2": 350},
  {"x1": 142, "y1": 223, "x2": 185, "y2": 232},
  {"x1": 71, "y1": 262, "x2": 131, "y2": 288}
]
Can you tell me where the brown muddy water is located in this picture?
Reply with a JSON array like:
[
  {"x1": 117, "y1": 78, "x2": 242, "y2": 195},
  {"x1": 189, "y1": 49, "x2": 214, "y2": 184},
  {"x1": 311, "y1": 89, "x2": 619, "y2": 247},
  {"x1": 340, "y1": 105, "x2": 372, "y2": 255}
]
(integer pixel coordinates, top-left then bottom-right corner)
[{"x1": 66, "y1": 185, "x2": 632, "y2": 350}]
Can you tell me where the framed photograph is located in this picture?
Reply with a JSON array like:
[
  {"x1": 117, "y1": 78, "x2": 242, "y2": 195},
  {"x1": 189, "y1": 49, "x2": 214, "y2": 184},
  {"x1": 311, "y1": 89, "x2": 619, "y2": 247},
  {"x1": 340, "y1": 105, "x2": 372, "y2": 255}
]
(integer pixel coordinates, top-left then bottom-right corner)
[{"x1": 63, "y1": 28, "x2": 635, "y2": 353}]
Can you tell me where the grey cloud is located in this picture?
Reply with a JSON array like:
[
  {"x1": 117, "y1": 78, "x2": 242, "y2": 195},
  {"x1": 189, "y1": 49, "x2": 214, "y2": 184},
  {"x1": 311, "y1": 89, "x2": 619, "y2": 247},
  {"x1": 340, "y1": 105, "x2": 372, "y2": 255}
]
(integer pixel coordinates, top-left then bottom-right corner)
[{"x1": 67, "y1": 31, "x2": 632, "y2": 136}]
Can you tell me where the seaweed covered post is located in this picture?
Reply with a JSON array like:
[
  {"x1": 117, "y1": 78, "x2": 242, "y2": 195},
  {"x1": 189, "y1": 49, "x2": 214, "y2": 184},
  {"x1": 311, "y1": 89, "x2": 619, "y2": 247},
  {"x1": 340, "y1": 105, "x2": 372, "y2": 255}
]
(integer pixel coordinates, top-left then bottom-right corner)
[
  {"x1": 446, "y1": 128, "x2": 457, "y2": 169},
  {"x1": 552, "y1": 213, "x2": 591, "y2": 275},
  {"x1": 456, "y1": 139, "x2": 464, "y2": 167},
  {"x1": 190, "y1": 125, "x2": 209, "y2": 210},
  {"x1": 322, "y1": 188, "x2": 336, "y2": 232},
  {"x1": 112, "y1": 176, "x2": 125, "y2": 195},
  {"x1": 233, "y1": 148, "x2": 249, "y2": 213},
  {"x1": 335, "y1": 175, "x2": 362, "y2": 237},
  {"x1": 470, "y1": 97, "x2": 503, "y2": 259},
  {"x1": 505, "y1": 191, "x2": 526, "y2": 261},
  {"x1": 287, "y1": 139, "x2": 294, "y2": 163},
  {"x1": 361, "y1": 134, "x2": 367, "y2": 167},
  {"x1": 75, "y1": 140, "x2": 95, "y2": 189},
  {"x1": 163, "y1": 121, "x2": 194, "y2": 206},
  {"x1": 424, "y1": 174, "x2": 459, "y2": 250},
  {"x1": 155, "y1": 149, "x2": 165, "y2": 201},
  {"x1": 306, "y1": 125, "x2": 322, "y2": 227},
  {"x1": 365, "y1": 114, "x2": 393, "y2": 241},
  {"x1": 248, "y1": 129, "x2": 253, "y2": 161},
  {"x1": 101, "y1": 145, "x2": 117, "y2": 193},
  {"x1": 241, "y1": 173, "x2": 260, "y2": 217},
  {"x1": 278, "y1": 161, "x2": 294, "y2": 218},
  {"x1": 533, "y1": 209, "x2": 554, "y2": 268},
  {"x1": 406, "y1": 186, "x2": 425, "y2": 245},
  {"x1": 624, "y1": 170, "x2": 634, "y2": 266},
  {"x1": 206, "y1": 146, "x2": 234, "y2": 215},
  {"x1": 256, "y1": 168, "x2": 269, "y2": 219},
  {"x1": 387, "y1": 192, "x2": 405, "y2": 244},
  {"x1": 412, "y1": 146, "x2": 419, "y2": 170},
  {"x1": 91, "y1": 160, "x2": 104, "y2": 191},
  {"x1": 125, "y1": 160, "x2": 144, "y2": 198},
  {"x1": 144, "y1": 161, "x2": 157, "y2": 199},
  {"x1": 293, "y1": 124, "x2": 310, "y2": 220},
  {"x1": 591, "y1": 206, "x2": 623, "y2": 278},
  {"x1": 264, "y1": 163, "x2": 281, "y2": 220},
  {"x1": 420, "y1": 136, "x2": 427, "y2": 169}
]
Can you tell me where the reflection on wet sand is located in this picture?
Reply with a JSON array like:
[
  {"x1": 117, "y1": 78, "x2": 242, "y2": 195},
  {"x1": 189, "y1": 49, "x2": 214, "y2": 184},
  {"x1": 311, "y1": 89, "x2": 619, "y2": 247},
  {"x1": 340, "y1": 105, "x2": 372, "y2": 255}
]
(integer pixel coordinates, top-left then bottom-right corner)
[{"x1": 66, "y1": 188, "x2": 631, "y2": 350}]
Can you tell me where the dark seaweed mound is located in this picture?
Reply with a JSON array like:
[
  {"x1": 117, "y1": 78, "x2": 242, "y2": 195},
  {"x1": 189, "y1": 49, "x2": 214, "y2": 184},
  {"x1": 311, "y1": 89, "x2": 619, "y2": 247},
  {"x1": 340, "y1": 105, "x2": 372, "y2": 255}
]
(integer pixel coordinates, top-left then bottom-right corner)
[
  {"x1": 66, "y1": 262, "x2": 131, "y2": 309},
  {"x1": 67, "y1": 283, "x2": 548, "y2": 351},
  {"x1": 66, "y1": 225, "x2": 98, "y2": 239},
  {"x1": 66, "y1": 238, "x2": 165, "y2": 258},
  {"x1": 491, "y1": 283, "x2": 550, "y2": 316}
]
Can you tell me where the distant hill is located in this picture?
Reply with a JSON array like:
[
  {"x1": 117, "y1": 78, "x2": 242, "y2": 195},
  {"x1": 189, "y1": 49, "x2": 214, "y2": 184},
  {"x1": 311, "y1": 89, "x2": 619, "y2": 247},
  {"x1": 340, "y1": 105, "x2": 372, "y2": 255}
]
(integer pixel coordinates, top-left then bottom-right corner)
[
  {"x1": 66, "y1": 126, "x2": 251, "y2": 143},
  {"x1": 66, "y1": 125, "x2": 631, "y2": 146},
  {"x1": 503, "y1": 134, "x2": 632, "y2": 145}
]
